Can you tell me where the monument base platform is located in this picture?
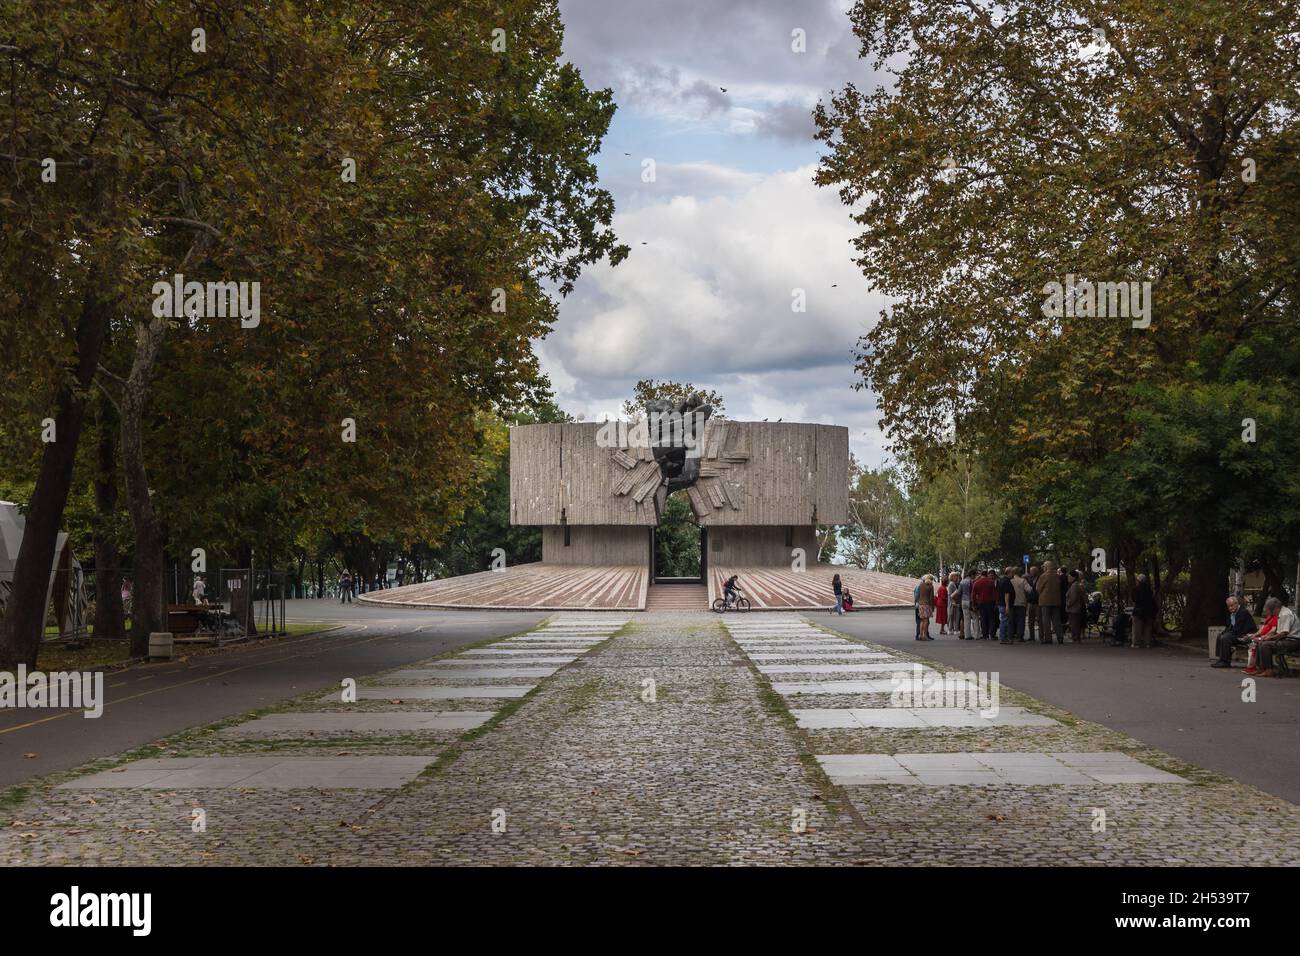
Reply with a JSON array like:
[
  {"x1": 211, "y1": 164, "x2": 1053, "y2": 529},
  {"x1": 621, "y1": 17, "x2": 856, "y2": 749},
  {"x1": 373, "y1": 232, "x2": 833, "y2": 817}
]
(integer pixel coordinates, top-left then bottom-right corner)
[
  {"x1": 357, "y1": 563, "x2": 647, "y2": 611},
  {"x1": 359, "y1": 562, "x2": 917, "y2": 612},
  {"x1": 707, "y1": 565, "x2": 915, "y2": 610}
]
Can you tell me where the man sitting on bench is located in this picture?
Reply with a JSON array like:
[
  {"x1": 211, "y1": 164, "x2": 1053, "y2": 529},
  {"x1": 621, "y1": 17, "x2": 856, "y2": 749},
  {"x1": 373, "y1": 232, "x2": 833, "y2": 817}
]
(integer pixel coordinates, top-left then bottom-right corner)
[
  {"x1": 1245, "y1": 598, "x2": 1299, "y2": 677},
  {"x1": 1212, "y1": 595, "x2": 1256, "y2": 668}
]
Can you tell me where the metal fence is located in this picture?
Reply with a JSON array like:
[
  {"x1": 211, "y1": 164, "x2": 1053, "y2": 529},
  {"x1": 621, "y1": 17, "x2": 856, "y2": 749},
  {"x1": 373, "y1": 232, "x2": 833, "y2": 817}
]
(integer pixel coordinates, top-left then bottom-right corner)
[{"x1": 64, "y1": 567, "x2": 291, "y2": 642}]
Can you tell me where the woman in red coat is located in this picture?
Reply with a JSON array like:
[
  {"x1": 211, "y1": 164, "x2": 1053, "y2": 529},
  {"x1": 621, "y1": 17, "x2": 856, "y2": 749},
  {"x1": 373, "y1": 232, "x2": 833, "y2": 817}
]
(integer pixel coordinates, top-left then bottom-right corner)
[{"x1": 935, "y1": 575, "x2": 949, "y2": 634}]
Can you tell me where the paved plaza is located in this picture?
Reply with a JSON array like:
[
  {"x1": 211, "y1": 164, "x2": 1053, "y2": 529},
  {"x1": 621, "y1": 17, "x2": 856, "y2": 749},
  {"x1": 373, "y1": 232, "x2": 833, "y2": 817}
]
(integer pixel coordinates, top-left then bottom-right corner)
[{"x1": 2, "y1": 612, "x2": 1299, "y2": 866}]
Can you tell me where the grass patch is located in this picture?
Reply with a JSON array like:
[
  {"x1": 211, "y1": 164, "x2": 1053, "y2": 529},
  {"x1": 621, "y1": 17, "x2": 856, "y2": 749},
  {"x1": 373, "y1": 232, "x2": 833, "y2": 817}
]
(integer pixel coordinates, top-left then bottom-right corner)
[
  {"x1": 713, "y1": 616, "x2": 854, "y2": 820},
  {"x1": 0, "y1": 785, "x2": 32, "y2": 811},
  {"x1": 36, "y1": 640, "x2": 133, "y2": 671}
]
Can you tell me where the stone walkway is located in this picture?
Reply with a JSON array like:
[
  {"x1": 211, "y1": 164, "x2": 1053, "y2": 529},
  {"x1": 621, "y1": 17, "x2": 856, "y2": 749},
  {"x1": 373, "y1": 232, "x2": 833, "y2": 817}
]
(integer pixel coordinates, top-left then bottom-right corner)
[{"x1": 2, "y1": 613, "x2": 1298, "y2": 865}]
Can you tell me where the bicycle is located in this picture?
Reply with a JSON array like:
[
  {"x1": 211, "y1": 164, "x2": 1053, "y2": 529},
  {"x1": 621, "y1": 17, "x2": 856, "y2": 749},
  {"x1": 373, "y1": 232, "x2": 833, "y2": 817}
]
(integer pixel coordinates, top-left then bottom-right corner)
[{"x1": 712, "y1": 587, "x2": 751, "y2": 612}]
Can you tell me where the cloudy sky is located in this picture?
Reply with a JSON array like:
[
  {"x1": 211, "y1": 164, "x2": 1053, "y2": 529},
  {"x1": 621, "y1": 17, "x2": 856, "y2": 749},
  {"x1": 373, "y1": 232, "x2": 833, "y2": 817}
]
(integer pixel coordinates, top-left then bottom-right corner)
[{"x1": 543, "y1": 0, "x2": 892, "y2": 466}]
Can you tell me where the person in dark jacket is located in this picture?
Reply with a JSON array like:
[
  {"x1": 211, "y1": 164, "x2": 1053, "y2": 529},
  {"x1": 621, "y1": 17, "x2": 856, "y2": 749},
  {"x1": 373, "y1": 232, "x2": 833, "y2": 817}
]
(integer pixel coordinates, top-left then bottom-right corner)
[
  {"x1": 832, "y1": 573, "x2": 844, "y2": 616},
  {"x1": 1065, "y1": 571, "x2": 1087, "y2": 642},
  {"x1": 1213, "y1": 595, "x2": 1257, "y2": 667},
  {"x1": 1024, "y1": 565, "x2": 1040, "y2": 641},
  {"x1": 972, "y1": 570, "x2": 998, "y2": 640},
  {"x1": 1131, "y1": 574, "x2": 1157, "y2": 647},
  {"x1": 995, "y1": 567, "x2": 1015, "y2": 643},
  {"x1": 1057, "y1": 567, "x2": 1069, "y2": 630}
]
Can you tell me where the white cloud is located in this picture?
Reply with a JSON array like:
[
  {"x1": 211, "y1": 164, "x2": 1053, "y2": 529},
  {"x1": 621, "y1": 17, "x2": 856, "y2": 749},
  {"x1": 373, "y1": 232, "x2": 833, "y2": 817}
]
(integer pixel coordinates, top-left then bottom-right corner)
[
  {"x1": 559, "y1": 0, "x2": 881, "y2": 141},
  {"x1": 537, "y1": 162, "x2": 893, "y2": 465}
]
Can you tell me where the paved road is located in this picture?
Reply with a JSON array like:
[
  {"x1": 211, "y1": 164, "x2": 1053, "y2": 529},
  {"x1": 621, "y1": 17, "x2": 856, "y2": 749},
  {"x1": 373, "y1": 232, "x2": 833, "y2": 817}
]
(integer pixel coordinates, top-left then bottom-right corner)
[
  {"x1": 0, "y1": 601, "x2": 545, "y2": 788},
  {"x1": 821, "y1": 608, "x2": 1300, "y2": 803}
]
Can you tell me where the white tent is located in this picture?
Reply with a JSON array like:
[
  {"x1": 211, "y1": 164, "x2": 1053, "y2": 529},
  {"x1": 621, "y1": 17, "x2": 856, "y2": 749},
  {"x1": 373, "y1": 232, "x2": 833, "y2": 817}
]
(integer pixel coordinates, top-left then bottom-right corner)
[{"x1": 0, "y1": 501, "x2": 89, "y2": 639}]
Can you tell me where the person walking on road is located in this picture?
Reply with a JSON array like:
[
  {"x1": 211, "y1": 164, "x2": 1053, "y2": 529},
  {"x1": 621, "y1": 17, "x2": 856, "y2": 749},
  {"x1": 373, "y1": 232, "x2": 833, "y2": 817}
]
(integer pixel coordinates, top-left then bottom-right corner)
[
  {"x1": 832, "y1": 573, "x2": 844, "y2": 615},
  {"x1": 338, "y1": 569, "x2": 354, "y2": 604}
]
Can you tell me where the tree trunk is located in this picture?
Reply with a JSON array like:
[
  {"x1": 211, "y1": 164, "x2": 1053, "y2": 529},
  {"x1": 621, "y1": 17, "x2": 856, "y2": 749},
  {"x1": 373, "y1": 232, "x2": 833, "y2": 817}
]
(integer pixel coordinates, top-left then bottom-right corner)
[
  {"x1": 121, "y1": 314, "x2": 168, "y2": 657},
  {"x1": 1183, "y1": 548, "x2": 1230, "y2": 645},
  {"x1": 0, "y1": 284, "x2": 111, "y2": 668},
  {"x1": 92, "y1": 389, "x2": 125, "y2": 640},
  {"x1": 1256, "y1": 559, "x2": 1289, "y2": 613}
]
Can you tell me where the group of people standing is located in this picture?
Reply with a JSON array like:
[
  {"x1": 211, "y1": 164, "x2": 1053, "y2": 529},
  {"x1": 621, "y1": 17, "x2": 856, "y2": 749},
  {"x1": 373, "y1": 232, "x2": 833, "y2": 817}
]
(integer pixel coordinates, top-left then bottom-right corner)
[{"x1": 914, "y1": 563, "x2": 1159, "y2": 647}]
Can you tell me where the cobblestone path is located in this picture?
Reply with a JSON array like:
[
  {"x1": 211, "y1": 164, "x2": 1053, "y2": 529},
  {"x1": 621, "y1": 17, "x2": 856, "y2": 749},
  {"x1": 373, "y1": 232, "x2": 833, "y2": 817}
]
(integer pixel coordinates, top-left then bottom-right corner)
[{"x1": 2, "y1": 613, "x2": 1298, "y2": 866}]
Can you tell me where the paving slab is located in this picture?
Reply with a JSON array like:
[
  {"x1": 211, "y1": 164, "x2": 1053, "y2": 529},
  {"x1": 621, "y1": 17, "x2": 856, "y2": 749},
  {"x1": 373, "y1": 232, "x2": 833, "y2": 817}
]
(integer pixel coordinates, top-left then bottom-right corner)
[
  {"x1": 736, "y1": 641, "x2": 867, "y2": 648},
  {"x1": 462, "y1": 650, "x2": 583, "y2": 657},
  {"x1": 816, "y1": 752, "x2": 1189, "y2": 786},
  {"x1": 324, "y1": 685, "x2": 533, "y2": 701},
  {"x1": 505, "y1": 637, "x2": 605, "y2": 644},
  {"x1": 794, "y1": 708, "x2": 929, "y2": 729},
  {"x1": 771, "y1": 679, "x2": 971, "y2": 695},
  {"x1": 431, "y1": 656, "x2": 577, "y2": 665},
  {"x1": 219, "y1": 712, "x2": 494, "y2": 735},
  {"x1": 378, "y1": 667, "x2": 559, "y2": 680},
  {"x1": 793, "y1": 707, "x2": 1057, "y2": 730},
  {"x1": 739, "y1": 645, "x2": 872, "y2": 653},
  {"x1": 759, "y1": 663, "x2": 923, "y2": 674},
  {"x1": 748, "y1": 652, "x2": 895, "y2": 660},
  {"x1": 58, "y1": 755, "x2": 437, "y2": 790}
]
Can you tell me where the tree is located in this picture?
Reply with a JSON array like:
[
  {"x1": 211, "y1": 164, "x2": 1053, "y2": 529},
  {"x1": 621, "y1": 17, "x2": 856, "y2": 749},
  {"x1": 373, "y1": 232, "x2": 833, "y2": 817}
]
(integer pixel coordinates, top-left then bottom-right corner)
[
  {"x1": 842, "y1": 459, "x2": 906, "y2": 570},
  {"x1": 0, "y1": 0, "x2": 627, "y2": 664},
  {"x1": 816, "y1": 0, "x2": 1300, "y2": 638},
  {"x1": 424, "y1": 397, "x2": 572, "y2": 578},
  {"x1": 655, "y1": 493, "x2": 702, "y2": 578},
  {"x1": 911, "y1": 452, "x2": 1009, "y2": 573},
  {"x1": 621, "y1": 380, "x2": 725, "y2": 418}
]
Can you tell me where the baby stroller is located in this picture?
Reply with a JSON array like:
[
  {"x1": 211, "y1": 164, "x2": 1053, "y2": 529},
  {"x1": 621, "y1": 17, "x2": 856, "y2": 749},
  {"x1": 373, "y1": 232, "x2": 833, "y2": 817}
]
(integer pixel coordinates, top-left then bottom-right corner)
[
  {"x1": 1085, "y1": 592, "x2": 1103, "y2": 638},
  {"x1": 842, "y1": 590, "x2": 855, "y2": 612}
]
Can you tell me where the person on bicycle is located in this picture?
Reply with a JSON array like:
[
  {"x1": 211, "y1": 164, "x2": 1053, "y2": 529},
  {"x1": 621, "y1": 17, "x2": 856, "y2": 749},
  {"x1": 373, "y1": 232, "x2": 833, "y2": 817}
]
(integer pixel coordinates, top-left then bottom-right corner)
[{"x1": 723, "y1": 574, "x2": 740, "y2": 607}]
